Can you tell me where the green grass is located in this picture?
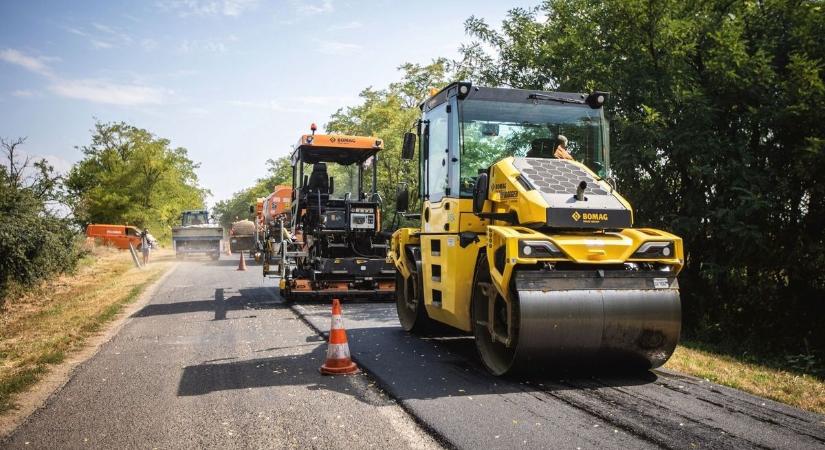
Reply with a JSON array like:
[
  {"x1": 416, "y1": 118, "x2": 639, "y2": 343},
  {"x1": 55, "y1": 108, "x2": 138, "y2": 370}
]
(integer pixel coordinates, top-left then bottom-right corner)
[
  {"x1": 0, "y1": 249, "x2": 173, "y2": 414},
  {"x1": 665, "y1": 343, "x2": 825, "y2": 414}
]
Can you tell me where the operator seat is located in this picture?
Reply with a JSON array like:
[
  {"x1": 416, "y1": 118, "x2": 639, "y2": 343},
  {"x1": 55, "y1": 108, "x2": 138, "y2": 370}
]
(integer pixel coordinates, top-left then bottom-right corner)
[
  {"x1": 302, "y1": 163, "x2": 331, "y2": 224},
  {"x1": 307, "y1": 163, "x2": 330, "y2": 194}
]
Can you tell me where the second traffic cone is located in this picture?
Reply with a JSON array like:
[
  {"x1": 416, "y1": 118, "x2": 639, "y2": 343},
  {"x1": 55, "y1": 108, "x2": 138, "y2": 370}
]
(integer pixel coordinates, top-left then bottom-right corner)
[
  {"x1": 237, "y1": 251, "x2": 247, "y2": 271},
  {"x1": 320, "y1": 299, "x2": 359, "y2": 375}
]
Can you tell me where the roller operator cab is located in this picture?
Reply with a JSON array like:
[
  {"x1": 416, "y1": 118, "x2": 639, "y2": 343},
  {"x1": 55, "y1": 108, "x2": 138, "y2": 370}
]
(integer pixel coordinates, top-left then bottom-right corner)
[
  {"x1": 390, "y1": 82, "x2": 684, "y2": 375},
  {"x1": 278, "y1": 129, "x2": 395, "y2": 301}
]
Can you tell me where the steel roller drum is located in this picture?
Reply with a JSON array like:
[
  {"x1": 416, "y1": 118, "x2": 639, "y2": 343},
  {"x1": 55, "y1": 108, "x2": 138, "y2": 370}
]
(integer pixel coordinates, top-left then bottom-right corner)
[{"x1": 476, "y1": 271, "x2": 681, "y2": 374}]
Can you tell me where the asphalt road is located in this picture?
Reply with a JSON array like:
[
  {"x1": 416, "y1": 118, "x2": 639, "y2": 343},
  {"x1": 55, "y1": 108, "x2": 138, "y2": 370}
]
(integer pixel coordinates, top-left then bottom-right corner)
[
  {"x1": 294, "y1": 302, "x2": 825, "y2": 450},
  {"x1": 1, "y1": 257, "x2": 441, "y2": 450},
  {"x1": 4, "y1": 255, "x2": 824, "y2": 449}
]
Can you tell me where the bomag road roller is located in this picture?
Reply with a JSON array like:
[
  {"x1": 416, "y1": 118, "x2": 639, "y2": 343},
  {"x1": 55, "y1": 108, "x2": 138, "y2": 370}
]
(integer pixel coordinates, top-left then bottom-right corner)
[
  {"x1": 278, "y1": 126, "x2": 395, "y2": 301},
  {"x1": 390, "y1": 82, "x2": 683, "y2": 375}
]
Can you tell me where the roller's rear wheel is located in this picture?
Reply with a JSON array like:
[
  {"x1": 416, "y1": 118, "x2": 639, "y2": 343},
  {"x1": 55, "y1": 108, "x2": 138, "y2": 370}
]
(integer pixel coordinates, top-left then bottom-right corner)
[
  {"x1": 395, "y1": 270, "x2": 431, "y2": 333},
  {"x1": 471, "y1": 256, "x2": 519, "y2": 376}
]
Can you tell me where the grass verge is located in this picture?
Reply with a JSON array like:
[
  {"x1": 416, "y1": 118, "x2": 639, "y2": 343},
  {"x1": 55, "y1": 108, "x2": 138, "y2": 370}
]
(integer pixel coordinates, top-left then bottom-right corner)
[
  {"x1": 0, "y1": 246, "x2": 174, "y2": 414},
  {"x1": 665, "y1": 343, "x2": 825, "y2": 415}
]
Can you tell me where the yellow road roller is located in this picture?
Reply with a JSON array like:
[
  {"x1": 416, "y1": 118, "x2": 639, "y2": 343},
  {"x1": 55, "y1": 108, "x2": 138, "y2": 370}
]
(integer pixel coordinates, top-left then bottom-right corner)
[{"x1": 390, "y1": 82, "x2": 683, "y2": 375}]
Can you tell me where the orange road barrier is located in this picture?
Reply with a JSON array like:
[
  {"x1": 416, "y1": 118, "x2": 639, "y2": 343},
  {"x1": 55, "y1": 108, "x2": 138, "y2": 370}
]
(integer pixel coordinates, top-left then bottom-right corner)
[
  {"x1": 237, "y1": 251, "x2": 247, "y2": 271},
  {"x1": 320, "y1": 299, "x2": 359, "y2": 375}
]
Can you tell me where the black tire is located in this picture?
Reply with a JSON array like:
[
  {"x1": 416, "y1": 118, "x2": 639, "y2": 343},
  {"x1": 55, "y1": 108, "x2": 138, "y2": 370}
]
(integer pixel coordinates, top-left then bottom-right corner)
[
  {"x1": 395, "y1": 266, "x2": 432, "y2": 333},
  {"x1": 471, "y1": 254, "x2": 519, "y2": 376}
]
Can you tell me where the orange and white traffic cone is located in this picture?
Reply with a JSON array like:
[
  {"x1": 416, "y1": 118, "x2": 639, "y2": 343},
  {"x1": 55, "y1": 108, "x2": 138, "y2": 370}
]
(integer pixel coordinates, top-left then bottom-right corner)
[
  {"x1": 237, "y1": 251, "x2": 247, "y2": 271},
  {"x1": 320, "y1": 299, "x2": 359, "y2": 375}
]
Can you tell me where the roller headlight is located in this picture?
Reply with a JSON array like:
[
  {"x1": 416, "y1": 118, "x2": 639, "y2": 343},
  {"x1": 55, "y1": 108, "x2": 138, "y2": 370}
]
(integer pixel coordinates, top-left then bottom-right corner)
[
  {"x1": 519, "y1": 240, "x2": 565, "y2": 258},
  {"x1": 632, "y1": 241, "x2": 675, "y2": 258}
]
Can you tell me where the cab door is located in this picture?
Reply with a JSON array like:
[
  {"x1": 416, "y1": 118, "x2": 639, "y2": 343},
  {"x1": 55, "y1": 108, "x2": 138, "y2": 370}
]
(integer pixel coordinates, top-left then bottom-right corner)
[{"x1": 419, "y1": 95, "x2": 471, "y2": 330}]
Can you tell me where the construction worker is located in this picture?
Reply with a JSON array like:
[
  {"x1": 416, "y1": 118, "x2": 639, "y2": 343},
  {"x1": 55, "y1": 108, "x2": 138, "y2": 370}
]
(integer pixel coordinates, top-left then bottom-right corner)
[
  {"x1": 140, "y1": 228, "x2": 152, "y2": 265},
  {"x1": 553, "y1": 135, "x2": 574, "y2": 160}
]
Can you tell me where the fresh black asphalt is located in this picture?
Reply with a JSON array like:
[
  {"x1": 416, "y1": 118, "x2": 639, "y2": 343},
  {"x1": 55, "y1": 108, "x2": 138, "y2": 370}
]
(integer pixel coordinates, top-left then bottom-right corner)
[{"x1": 295, "y1": 302, "x2": 825, "y2": 450}]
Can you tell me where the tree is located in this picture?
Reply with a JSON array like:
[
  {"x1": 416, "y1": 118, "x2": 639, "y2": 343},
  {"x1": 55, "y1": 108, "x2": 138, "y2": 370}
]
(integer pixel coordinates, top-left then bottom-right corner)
[
  {"x1": 326, "y1": 59, "x2": 451, "y2": 221},
  {"x1": 458, "y1": 1, "x2": 825, "y2": 360},
  {"x1": 66, "y1": 122, "x2": 208, "y2": 242}
]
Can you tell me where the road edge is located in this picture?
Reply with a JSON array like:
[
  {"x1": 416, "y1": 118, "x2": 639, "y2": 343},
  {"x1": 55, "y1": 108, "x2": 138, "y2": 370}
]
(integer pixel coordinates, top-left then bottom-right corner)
[{"x1": 0, "y1": 262, "x2": 180, "y2": 439}]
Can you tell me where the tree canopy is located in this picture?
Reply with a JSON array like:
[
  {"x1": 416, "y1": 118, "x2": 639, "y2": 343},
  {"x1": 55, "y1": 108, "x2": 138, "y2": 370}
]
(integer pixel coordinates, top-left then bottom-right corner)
[
  {"x1": 457, "y1": 0, "x2": 824, "y2": 361},
  {"x1": 66, "y1": 121, "x2": 208, "y2": 241}
]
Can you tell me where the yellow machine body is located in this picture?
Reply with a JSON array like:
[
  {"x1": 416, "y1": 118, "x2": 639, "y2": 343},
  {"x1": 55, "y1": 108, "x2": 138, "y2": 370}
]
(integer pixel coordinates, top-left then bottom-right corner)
[{"x1": 390, "y1": 83, "x2": 684, "y2": 375}]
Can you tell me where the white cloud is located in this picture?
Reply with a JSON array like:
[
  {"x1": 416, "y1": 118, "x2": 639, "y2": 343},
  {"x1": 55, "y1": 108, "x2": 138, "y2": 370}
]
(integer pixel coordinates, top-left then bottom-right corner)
[
  {"x1": 49, "y1": 79, "x2": 168, "y2": 106},
  {"x1": 2, "y1": 47, "x2": 170, "y2": 107},
  {"x1": 11, "y1": 89, "x2": 40, "y2": 97},
  {"x1": 221, "y1": 0, "x2": 258, "y2": 16},
  {"x1": 178, "y1": 34, "x2": 238, "y2": 53},
  {"x1": 180, "y1": 39, "x2": 221, "y2": 53},
  {"x1": 64, "y1": 27, "x2": 89, "y2": 37},
  {"x1": 141, "y1": 38, "x2": 159, "y2": 51},
  {"x1": 63, "y1": 23, "x2": 132, "y2": 49},
  {"x1": 92, "y1": 22, "x2": 116, "y2": 34},
  {"x1": 91, "y1": 40, "x2": 114, "y2": 49},
  {"x1": 0, "y1": 48, "x2": 53, "y2": 76},
  {"x1": 296, "y1": 0, "x2": 334, "y2": 15},
  {"x1": 329, "y1": 20, "x2": 361, "y2": 31},
  {"x1": 158, "y1": 0, "x2": 259, "y2": 17},
  {"x1": 316, "y1": 40, "x2": 361, "y2": 55}
]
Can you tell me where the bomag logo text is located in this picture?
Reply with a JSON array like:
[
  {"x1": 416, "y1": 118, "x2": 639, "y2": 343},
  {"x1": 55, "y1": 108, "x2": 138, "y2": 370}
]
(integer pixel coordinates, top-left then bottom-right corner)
[
  {"x1": 329, "y1": 137, "x2": 357, "y2": 144},
  {"x1": 492, "y1": 183, "x2": 508, "y2": 191},
  {"x1": 572, "y1": 212, "x2": 609, "y2": 222}
]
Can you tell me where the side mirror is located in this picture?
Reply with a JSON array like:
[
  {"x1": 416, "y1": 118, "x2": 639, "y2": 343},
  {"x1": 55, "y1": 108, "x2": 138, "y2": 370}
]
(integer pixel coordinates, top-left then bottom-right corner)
[
  {"x1": 402, "y1": 132, "x2": 416, "y2": 160},
  {"x1": 248, "y1": 205, "x2": 255, "y2": 214},
  {"x1": 328, "y1": 176, "x2": 334, "y2": 194},
  {"x1": 395, "y1": 185, "x2": 410, "y2": 212},
  {"x1": 472, "y1": 173, "x2": 489, "y2": 214}
]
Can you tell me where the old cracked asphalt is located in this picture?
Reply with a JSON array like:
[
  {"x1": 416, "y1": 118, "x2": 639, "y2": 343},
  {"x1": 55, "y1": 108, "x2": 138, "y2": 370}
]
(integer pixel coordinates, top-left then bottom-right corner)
[{"x1": 1, "y1": 257, "x2": 441, "y2": 450}]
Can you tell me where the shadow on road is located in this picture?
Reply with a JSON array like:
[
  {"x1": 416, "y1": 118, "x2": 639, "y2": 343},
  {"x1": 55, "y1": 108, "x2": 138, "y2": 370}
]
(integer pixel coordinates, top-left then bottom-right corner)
[
  {"x1": 176, "y1": 345, "x2": 393, "y2": 406},
  {"x1": 131, "y1": 287, "x2": 282, "y2": 318}
]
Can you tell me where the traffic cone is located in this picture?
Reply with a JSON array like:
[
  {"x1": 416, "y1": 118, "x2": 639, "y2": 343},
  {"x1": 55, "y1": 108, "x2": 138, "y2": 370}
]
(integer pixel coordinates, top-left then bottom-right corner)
[
  {"x1": 320, "y1": 299, "x2": 359, "y2": 375},
  {"x1": 237, "y1": 251, "x2": 247, "y2": 271}
]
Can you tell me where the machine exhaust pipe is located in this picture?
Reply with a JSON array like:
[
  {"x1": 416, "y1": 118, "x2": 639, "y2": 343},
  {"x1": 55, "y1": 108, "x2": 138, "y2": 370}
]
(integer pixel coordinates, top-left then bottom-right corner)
[{"x1": 576, "y1": 181, "x2": 587, "y2": 201}]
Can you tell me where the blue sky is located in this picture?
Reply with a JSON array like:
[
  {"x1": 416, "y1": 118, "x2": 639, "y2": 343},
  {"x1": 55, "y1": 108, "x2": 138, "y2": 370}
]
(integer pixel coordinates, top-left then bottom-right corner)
[{"x1": 0, "y1": 0, "x2": 535, "y2": 205}]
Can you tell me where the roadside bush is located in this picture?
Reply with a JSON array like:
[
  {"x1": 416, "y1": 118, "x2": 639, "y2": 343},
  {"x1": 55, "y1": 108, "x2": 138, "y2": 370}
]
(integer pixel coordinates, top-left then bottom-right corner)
[{"x1": 0, "y1": 138, "x2": 83, "y2": 308}]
